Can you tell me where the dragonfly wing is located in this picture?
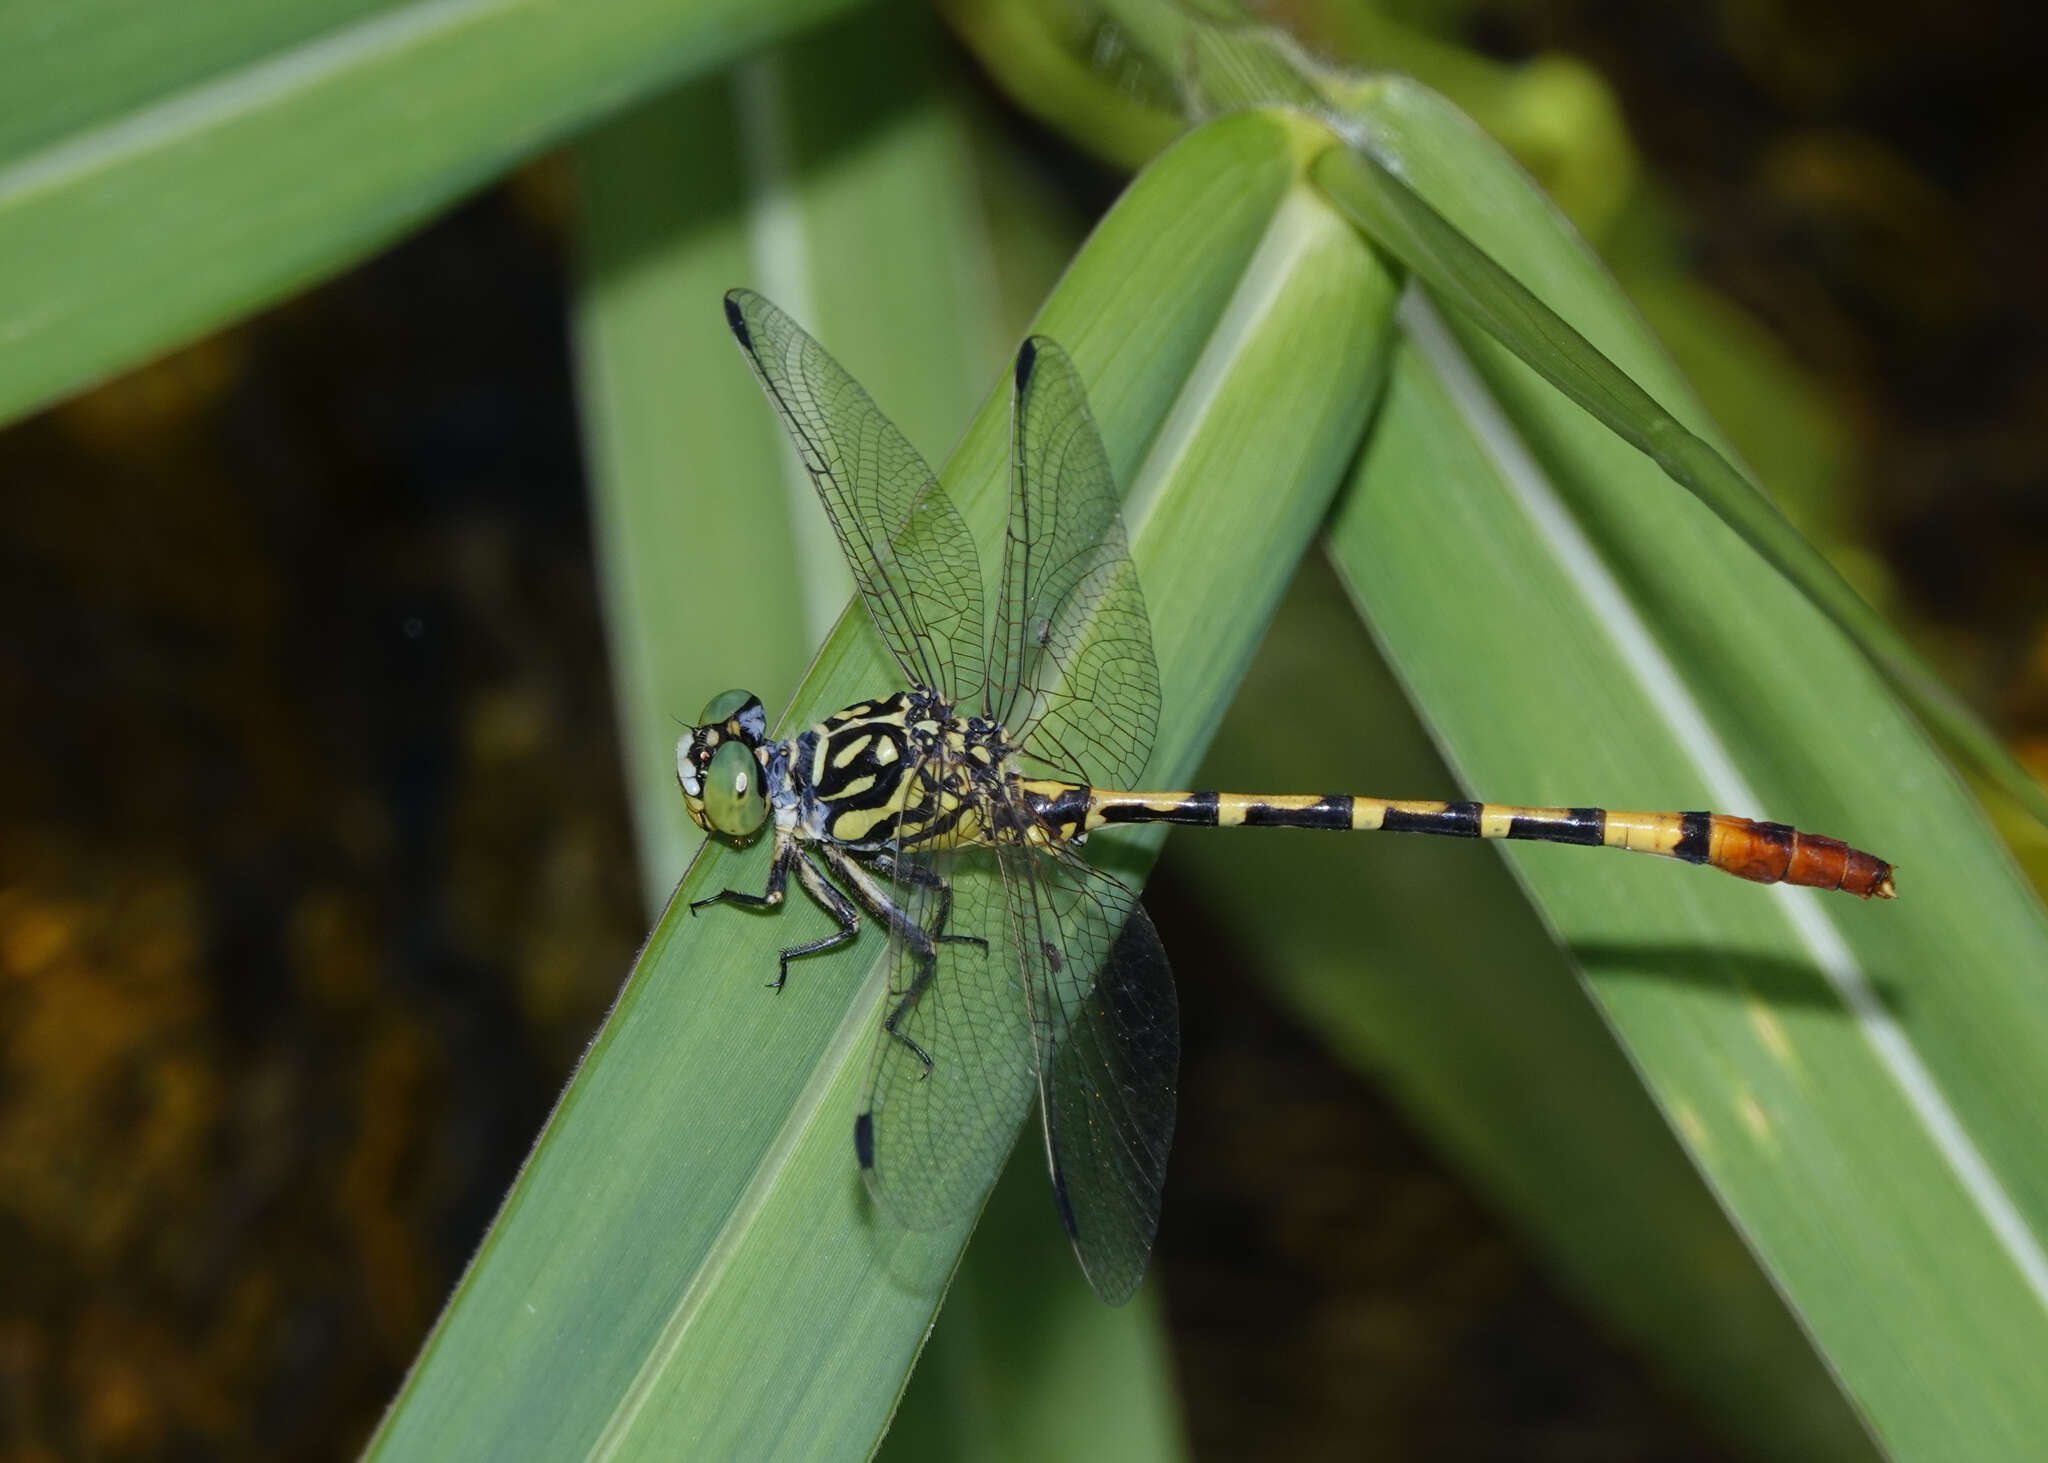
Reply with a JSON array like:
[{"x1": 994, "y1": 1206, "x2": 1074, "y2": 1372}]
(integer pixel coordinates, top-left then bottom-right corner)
[
  {"x1": 724, "y1": 289, "x2": 985, "y2": 706},
  {"x1": 855, "y1": 802, "x2": 1035, "y2": 1231},
  {"x1": 989, "y1": 336, "x2": 1160, "y2": 789},
  {"x1": 1003, "y1": 842, "x2": 1179, "y2": 1305}
]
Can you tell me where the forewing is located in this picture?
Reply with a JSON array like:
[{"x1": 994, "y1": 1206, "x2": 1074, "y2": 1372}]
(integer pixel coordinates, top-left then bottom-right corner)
[
  {"x1": 724, "y1": 289, "x2": 985, "y2": 705},
  {"x1": 989, "y1": 337, "x2": 1160, "y2": 789},
  {"x1": 1004, "y1": 843, "x2": 1179, "y2": 1305},
  {"x1": 855, "y1": 812, "x2": 1035, "y2": 1231}
]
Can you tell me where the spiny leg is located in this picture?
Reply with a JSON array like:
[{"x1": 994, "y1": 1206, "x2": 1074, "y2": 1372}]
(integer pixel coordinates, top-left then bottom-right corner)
[
  {"x1": 689, "y1": 841, "x2": 793, "y2": 915},
  {"x1": 775, "y1": 851, "x2": 861, "y2": 992},
  {"x1": 821, "y1": 844, "x2": 942, "y2": 1075},
  {"x1": 689, "y1": 840, "x2": 861, "y2": 990},
  {"x1": 867, "y1": 848, "x2": 987, "y2": 954}
]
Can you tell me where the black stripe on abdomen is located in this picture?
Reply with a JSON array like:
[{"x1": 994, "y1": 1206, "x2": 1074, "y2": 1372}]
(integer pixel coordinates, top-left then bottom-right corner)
[
  {"x1": 1506, "y1": 807, "x2": 1607, "y2": 847},
  {"x1": 1675, "y1": 810, "x2": 1714, "y2": 864},
  {"x1": 1243, "y1": 795, "x2": 1354, "y2": 830},
  {"x1": 1096, "y1": 790, "x2": 1220, "y2": 826},
  {"x1": 1381, "y1": 800, "x2": 1483, "y2": 838}
]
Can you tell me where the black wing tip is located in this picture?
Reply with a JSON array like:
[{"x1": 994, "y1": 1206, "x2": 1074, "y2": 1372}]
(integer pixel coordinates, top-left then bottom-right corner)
[
  {"x1": 1015, "y1": 334, "x2": 1071, "y2": 389},
  {"x1": 853, "y1": 1110, "x2": 876, "y2": 1169},
  {"x1": 1014, "y1": 336, "x2": 1038, "y2": 391},
  {"x1": 723, "y1": 290, "x2": 752, "y2": 348}
]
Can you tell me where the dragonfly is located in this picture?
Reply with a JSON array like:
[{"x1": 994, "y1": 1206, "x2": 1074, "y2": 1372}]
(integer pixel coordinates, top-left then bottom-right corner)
[{"x1": 677, "y1": 289, "x2": 1897, "y2": 1305}]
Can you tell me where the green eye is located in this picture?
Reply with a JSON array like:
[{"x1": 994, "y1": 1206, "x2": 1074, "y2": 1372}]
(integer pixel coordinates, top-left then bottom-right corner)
[
  {"x1": 700, "y1": 689, "x2": 752, "y2": 724},
  {"x1": 703, "y1": 739, "x2": 767, "y2": 836},
  {"x1": 699, "y1": 689, "x2": 766, "y2": 741}
]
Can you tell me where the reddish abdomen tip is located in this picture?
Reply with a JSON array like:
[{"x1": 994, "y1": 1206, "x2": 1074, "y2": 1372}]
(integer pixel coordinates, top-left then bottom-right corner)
[{"x1": 1709, "y1": 815, "x2": 1897, "y2": 899}]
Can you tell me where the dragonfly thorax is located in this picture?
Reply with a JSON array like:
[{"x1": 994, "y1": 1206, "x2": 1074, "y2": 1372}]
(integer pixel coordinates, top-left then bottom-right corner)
[{"x1": 791, "y1": 688, "x2": 1018, "y2": 853}]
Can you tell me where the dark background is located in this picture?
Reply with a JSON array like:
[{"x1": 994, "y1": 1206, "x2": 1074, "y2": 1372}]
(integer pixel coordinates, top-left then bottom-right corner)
[{"x1": 3, "y1": 3, "x2": 2044, "y2": 1458}]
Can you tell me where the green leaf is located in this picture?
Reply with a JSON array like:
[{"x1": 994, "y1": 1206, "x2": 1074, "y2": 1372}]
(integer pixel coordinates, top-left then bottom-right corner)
[
  {"x1": 1173, "y1": 557, "x2": 1879, "y2": 1463},
  {"x1": 0, "y1": 0, "x2": 861, "y2": 427},
  {"x1": 574, "y1": 13, "x2": 1007, "y2": 915},
  {"x1": 943, "y1": 13, "x2": 2048, "y2": 1451},
  {"x1": 880, "y1": 1145, "x2": 1188, "y2": 1462},
  {"x1": 1296, "y1": 69, "x2": 2048, "y2": 1459},
  {"x1": 1047, "y1": 0, "x2": 2047, "y2": 836},
  {"x1": 1304, "y1": 117, "x2": 2048, "y2": 830},
  {"x1": 936, "y1": 0, "x2": 1184, "y2": 171},
  {"x1": 369, "y1": 110, "x2": 1403, "y2": 1460},
  {"x1": 572, "y1": 14, "x2": 1183, "y2": 1456},
  {"x1": 1327, "y1": 300, "x2": 2048, "y2": 1461}
]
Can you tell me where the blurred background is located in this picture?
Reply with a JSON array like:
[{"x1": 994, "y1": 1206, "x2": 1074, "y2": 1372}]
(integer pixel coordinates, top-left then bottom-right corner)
[{"x1": 4, "y1": 1, "x2": 2045, "y2": 1458}]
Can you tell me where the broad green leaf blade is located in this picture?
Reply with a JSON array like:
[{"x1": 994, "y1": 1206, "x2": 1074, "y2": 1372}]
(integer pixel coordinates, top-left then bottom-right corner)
[
  {"x1": 1330, "y1": 302, "x2": 2048, "y2": 1460},
  {"x1": 1174, "y1": 561, "x2": 1877, "y2": 1463},
  {"x1": 881, "y1": 1145, "x2": 1188, "y2": 1462},
  {"x1": 574, "y1": 11, "x2": 1003, "y2": 915},
  {"x1": 936, "y1": 0, "x2": 1184, "y2": 171},
  {"x1": 0, "y1": 0, "x2": 860, "y2": 428},
  {"x1": 1305, "y1": 124, "x2": 2048, "y2": 831},
  {"x1": 573, "y1": 16, "x2": 1184, "y2": 1457},
  {"x1": 371, "y1": 110, "x2": 1401, "y2": 1461},
  {"x1": 995, "y1": 2, "x2": 2046, "y2": 828}
]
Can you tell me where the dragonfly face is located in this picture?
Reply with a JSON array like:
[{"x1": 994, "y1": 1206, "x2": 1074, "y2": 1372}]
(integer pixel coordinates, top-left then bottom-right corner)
[{"x1": 676, "y1": 689, "x2": 774, "y2": 841}]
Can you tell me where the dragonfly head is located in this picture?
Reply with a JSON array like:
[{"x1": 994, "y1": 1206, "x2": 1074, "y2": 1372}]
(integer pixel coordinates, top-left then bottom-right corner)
[{"x1": 677, "y1": 689, "x2": 770, "y2": 840}]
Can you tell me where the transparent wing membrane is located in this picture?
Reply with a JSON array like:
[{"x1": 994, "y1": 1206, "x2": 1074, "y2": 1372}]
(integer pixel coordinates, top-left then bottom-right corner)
[
  {"x1": 992, "y1": 337, "x2": 1160, "y2": 790},
  {"x1": 1004, "y1": 844, "x2": 1177, "y2": 1305},
  {"x1": 724, "y1": 304, "x2": 1178, "y2": 1304},
  {"x1": 724, "y1": 289, "x2": 985, "y2": 705},
  {"x1": 857, "y1": 834, "x2": 1036, "y2": 1232}
]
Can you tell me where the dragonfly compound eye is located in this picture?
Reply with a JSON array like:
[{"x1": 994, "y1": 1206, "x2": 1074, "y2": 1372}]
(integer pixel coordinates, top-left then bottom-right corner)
[
  {"x1": 698, "y1": 688, "x2": 767, "y2": 744},
  {"x1": 702, "y1": 739, "x2": 768, "y2": 837}
]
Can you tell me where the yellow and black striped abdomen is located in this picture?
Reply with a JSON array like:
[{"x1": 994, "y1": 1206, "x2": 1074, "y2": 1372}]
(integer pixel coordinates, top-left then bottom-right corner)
[{"x1": 1020, "y1": 783, "x2": 1895, "y2": 899}]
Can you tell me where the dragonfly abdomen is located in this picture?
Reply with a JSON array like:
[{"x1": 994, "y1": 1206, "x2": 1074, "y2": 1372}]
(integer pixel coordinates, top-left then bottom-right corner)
[{"x1": 1022, "y1": 783, "x2": 1895, "y2": 899}]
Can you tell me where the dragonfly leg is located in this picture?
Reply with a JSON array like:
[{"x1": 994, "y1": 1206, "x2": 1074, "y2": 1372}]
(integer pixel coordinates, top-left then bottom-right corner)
[
  {"x1": 771, "y1": 850, "x2": 860, "y2": 992},
  {"x1": 690, "y1": 841, "x2": 861, "y2": 991},
  {"x1": 867, "y1": 849, "x2": 988, "y2": 953},
  {"x1": 821, "y1": 845, "x2": 940, "y2": 1075},
  {"x1": 688, "y1": 841, "x2": 792, "y2": 915},
  {"x1": 879, "y1": 953, "x2": 938, "y2": 1077}
]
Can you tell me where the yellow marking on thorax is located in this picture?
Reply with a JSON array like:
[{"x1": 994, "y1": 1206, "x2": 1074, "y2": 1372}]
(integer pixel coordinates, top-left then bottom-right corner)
[
  {"x1": 829, "y1": 803, "x2": 900, "y2": 844},
  {"x1": 912, "y1": 808, "x2": 986, "y2": 850},
  {"x1": 831, "y1": 735, "x2": 871, "y2": 769},
  {"x1": 1602, "y1": 810, "x2": 1683, "y2": 857}
]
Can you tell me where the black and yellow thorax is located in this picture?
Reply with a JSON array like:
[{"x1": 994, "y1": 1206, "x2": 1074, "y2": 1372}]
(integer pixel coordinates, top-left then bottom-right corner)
[{"x1": 791, "y1": 690, "x2": 1017, "y2": 853}]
